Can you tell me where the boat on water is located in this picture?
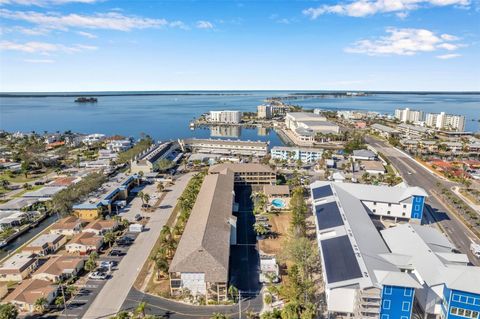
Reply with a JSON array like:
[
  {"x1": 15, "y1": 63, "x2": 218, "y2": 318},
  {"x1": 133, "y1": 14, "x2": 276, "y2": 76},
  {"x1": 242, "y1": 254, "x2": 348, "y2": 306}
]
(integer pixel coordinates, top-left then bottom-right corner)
[{"x1": 75, "y1": 97, "x2": 98, "y2": 103}]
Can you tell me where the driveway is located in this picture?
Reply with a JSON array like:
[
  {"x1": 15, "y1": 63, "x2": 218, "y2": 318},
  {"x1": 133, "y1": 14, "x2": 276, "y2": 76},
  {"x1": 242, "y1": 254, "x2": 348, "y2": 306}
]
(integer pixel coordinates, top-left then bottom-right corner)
[{"x1": 82, "y1": 173, "x2": 194, "y2": 319}]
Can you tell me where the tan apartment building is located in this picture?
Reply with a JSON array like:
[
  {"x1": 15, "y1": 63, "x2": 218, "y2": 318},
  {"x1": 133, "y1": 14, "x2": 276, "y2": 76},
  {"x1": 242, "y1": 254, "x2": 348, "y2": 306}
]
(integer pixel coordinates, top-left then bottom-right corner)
[{"x1": 209, "y1": 163, "x2": 276, "y2": 185}]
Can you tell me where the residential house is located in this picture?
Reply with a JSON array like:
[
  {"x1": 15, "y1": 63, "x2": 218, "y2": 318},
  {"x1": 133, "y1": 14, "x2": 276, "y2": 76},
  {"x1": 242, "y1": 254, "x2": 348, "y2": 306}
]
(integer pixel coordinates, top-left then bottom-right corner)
[
  {"x1": 4, "y1": 279, "x2": 58, "y2": 313},
  {"x1": 361, "y1": 160, "x2": 386, "y2": 175},
  {"x1": 82, "y1": 219, "x2": 118, "y2": 236},
  {"x1": 32, "y1": 255, "x2": 84, "y2": 282},
  {"x1": 50, "y1": 216, "x2": 84, "y2": 237},
  {"x1": 351, "y1": 149, "x2": 377, "y2": 161},
  {"x1": 23, "y1": 234, "x2": 67, "y2": 256},
  {"x1": 65, "y1": 232, "x2": 103, "y2": 255},
  {"x1": 0, "y1": 253, "x2": 38, "y2": 282}
]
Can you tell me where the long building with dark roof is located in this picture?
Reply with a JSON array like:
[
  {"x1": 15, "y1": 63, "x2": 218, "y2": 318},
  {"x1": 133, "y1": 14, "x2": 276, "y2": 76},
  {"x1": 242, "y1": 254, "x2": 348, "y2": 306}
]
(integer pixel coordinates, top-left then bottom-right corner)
[{"x1": 169, "y1": 169, "x2": 236, "y2": 302}]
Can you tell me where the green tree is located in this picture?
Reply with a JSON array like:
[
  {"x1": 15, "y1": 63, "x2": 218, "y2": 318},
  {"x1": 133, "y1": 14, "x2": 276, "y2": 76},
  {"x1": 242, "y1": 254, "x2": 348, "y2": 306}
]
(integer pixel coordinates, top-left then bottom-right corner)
[
  {"x1": 20, "y1": 160, "x2": 29, "y2": 178},
  {"x1": 103, "y1": 230, "x2": 116, "y2": 248},
  {"x1": 253, "y1": 222, "x2": 269, "y2": 236},
  {"x1": 289, "y1": 188, "x2": 307, "y2": 237},
  {"x1": 34, "y1": 297, "x2": 48, "y2": 313},
  {"x1": 156, "y1": 183, "x2": 164, "y2": 193},
  {"x1": 151, "y1": 254, "x2": 169, "y2": 280},
  {"x1": 211, "y1": 313, "x2": 228, "y2": 319},
  {"x1": 228, "y1": 284, "x2": 239, "y2": 301},
  {"x1": 134, "y1": 302, "x2": 147, "y2": 318},
  {"x1": 143, "y1": 193, "x2": 151, "y2": 207},
  {"x1": 0, "y1": 303, "x2": 18, "y2": 319}
]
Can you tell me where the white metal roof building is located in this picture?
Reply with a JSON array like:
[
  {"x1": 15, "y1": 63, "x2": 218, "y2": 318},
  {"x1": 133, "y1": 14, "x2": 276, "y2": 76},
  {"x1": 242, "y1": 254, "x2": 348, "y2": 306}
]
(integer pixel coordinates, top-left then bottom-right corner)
[
  {"x1": 381, "y1": 224, "x2": 480, "y2": 318},
  {"x1": 310, "y1": 181, "x2": 422, "y2": 319}
]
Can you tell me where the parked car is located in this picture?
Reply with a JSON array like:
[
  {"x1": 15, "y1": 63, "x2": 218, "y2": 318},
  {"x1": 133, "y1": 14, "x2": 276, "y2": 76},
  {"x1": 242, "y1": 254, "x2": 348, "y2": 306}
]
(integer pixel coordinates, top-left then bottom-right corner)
[
  {"x1": 89, "y1": 271, "x2": 108, "y2": 280},
  {"x1": 100, "y1": 261, "x2": 117, "y2": 268},
  {"x1": 116, "y1": 239, "x2": 132, "y2": 247},
  {"x1": 135, "y1": 214, "x2": 142, "y2": 221},
  {"x1": 109, "y1": 249, "x2": 125, "y2": 257}
]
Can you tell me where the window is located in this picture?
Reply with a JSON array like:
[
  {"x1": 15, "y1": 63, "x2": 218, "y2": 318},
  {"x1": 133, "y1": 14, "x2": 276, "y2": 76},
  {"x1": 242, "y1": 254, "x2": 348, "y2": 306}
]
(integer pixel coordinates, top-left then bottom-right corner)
[
  {"x1": 373, "y1": 202, "x2": 377, "y2": 206},
  {"x1": 453, "y1": 294, "x2": 461, "y2": 302},
  {"x1": 384, "y1": 286, "x2": 392, "y2": 295},
  {"x1": 402, "y1": 213, "x2": 406, "y2": 216},
  {"x1": 381, "y1": 315, "x2": 389, "y2": 319},
  {"x1": 401, "y1": 317, "x2": 409, "y2": 319},
  {"x1": 404, "y1": 288, "x2": 413, "y2": 297},
  {"x1": 383, "y1": 300, "x2": 391, "y2": 310},
  {"x1": 387, "y1": 211, "x2": 391, "y2": 215},
  {"x1": 403, "y1": 204, "x2": 407, "y2": 208},
  {"x1": 467, "y1": 297, "x2": 475, "y2": 305},
  {"x1": 458, "y1": 309, "x2": 465, "y2": 316},
  {"x1": 415, "y1": 205, "x2": 420, "y2": 211},
  {"x1": 472, "y1": 311, "x2": 479, "y2": 319},
  {"x1": 466, "y1": 310, "x2": 473, "y2": 317},
  {"x1": 451, "y1": 307, "x2": 459, "y2": 315},
  {"x1": 373, "y1": 209, "x2": 376, "y2": 213},
  {"x1": 388, "y1": 203, "x2": 392, "y2": 207},
  {"x1": 402, "y1": 302, "x2": 410, "y2": 311}
]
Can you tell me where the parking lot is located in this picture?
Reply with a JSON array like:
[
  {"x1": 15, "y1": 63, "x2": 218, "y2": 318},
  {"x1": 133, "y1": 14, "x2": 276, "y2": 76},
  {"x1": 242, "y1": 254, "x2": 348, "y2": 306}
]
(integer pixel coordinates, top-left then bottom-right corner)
[{"x1": 55, "y1": 232, "x2": 140, "y2": 319}]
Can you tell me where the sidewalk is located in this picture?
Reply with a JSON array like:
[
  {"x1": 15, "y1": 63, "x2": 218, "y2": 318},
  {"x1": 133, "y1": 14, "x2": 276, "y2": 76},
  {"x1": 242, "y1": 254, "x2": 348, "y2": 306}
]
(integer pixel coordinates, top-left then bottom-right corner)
[{"x1": 83, "y1": 173, "x2": 194, "y2": 319}]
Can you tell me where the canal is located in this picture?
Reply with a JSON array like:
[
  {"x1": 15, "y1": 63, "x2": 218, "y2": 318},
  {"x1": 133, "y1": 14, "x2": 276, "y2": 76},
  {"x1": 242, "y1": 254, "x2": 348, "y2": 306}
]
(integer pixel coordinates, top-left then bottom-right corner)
[{"x1": 0, "y1": 213, "x2": 59, "y2": 260}]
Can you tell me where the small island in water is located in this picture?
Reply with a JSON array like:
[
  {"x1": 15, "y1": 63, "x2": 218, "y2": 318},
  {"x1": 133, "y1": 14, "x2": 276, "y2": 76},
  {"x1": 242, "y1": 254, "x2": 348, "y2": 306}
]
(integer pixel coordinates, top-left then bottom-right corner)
[{"x1": 75, "y1": 96, "x2": 98, "y2": 103}]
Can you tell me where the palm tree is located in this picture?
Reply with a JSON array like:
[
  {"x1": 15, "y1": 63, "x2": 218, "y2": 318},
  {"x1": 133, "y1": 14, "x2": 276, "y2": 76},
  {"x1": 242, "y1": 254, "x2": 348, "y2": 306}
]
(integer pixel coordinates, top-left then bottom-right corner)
[
  {"x1": 0, "y1": 303, "x2": 18, "y2": 319},
  {"x1": 134, "y1": 302, "x2": 147, "y2": 318},
  {"x1": 253, "y1": 223, "x2": 269, "y2": 236},
  {"x1": 34, "y1": 297, "x2": 48, "y2": 313},
  {"x1": 54, "y1": 296, "x2": 65, "y2": 308},
  {"x1": 143, "y1": 193, "x2": 151, "y2": 207},
  {"x1": 138, "y1": 191, "x2": 145, "y2": 205},
  {"x1": 228, "y1": 284, "x2": 239, "y2": 301},
  {"x1": 211, "y1": 313, "x2": 228, "y2": 319},
  {"x1": 152, "y1": 255, "x2": 169, "y2": 280},
  {"x1": 157, "y1": 183, "x2": 164, "y2": 193},
  {"x1": 103, "y1": 231, "x2": 116, "y2": 248}
]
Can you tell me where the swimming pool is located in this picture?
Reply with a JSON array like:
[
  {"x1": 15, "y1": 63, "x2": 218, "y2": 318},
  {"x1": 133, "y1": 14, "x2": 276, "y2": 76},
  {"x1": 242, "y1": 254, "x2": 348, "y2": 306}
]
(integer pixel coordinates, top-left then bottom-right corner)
[{"x1": 271, "y1": 198, "x2": 286, "y2": 208}]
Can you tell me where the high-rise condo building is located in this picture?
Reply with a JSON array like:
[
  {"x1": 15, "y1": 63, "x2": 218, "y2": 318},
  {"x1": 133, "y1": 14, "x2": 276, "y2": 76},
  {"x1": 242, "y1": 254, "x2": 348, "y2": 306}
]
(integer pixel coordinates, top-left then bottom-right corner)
[
  {"x1": 394, "y1": 108, "x2": 425, "y2": 123},
  {"x1": 425, "y1": 112, "x2": 466, "y2": 132}
]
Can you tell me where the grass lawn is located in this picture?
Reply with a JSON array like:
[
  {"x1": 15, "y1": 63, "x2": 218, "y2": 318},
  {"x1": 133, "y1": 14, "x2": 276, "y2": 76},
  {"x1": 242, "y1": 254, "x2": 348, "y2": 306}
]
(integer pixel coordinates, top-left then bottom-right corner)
[{"x1": 0, "y1": 169, "x2": 52, "y2": 183}]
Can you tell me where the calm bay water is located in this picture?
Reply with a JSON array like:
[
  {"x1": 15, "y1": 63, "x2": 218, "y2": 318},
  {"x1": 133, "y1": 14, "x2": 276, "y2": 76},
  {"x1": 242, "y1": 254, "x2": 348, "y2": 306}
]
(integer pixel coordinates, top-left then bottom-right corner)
[{"x1": 0, "y1": 91, "x2": 479, "y2": 145}]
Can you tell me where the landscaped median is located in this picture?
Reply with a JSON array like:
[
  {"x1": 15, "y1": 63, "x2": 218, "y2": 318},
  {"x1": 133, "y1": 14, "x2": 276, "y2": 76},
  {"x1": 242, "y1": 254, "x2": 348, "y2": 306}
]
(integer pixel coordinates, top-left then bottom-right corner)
[{"x1": 133, "y1": 171, "x2": 206, "y2": 299}]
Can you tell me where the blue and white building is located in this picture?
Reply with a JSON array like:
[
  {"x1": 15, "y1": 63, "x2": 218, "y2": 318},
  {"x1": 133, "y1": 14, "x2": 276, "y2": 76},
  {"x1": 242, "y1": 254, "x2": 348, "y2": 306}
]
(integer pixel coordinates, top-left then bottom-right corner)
[
  {"x1": 323, "y1": 182, "x2": 428, "y2": 222},
  {"x1": 381, "y1": 224, "x2": 480, "y2": 319},
  {"x1": 270, "y1": 146, "x2": 323, "y2": 163},
  {"x1": 310, "y1": 181, "x2": 422, "y2": 318}
]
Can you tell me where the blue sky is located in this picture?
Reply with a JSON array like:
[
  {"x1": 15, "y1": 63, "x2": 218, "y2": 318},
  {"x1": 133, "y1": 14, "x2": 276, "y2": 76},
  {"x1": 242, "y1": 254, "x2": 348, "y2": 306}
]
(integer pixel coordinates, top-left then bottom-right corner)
[{"x1": 0, "y1": 0, "x2": 479, "y2": 92}]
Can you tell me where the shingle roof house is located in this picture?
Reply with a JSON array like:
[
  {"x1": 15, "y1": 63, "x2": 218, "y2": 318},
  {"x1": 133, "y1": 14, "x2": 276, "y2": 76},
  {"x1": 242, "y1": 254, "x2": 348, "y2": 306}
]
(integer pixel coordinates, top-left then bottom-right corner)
[{"x1": 169, "y1": 169, "x2": 236, "y2": 302}]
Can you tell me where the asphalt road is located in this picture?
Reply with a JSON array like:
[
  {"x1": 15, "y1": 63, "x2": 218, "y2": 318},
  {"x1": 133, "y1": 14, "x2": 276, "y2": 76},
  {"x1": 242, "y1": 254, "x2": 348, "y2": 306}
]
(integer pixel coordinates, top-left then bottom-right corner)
[
  {"x1": 82, "y1": 173, "x2": 194, "y2": 319},
  {"x1": 121, "y1": 288, "x2": 263, "y2": 319},
  {"x1": 366, "y1": 136, "x2": 480, "y2": 265}
]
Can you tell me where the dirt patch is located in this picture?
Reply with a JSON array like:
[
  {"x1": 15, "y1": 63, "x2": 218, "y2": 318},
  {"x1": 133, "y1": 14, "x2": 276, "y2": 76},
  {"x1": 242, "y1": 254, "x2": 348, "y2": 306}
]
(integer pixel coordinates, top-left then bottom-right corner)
[
  {"x1": 258, "y1": 212, "x2": 291, "y2": 255},
  {"x1": 145, "y1": 272, "x2": 171, "y2": 297}
]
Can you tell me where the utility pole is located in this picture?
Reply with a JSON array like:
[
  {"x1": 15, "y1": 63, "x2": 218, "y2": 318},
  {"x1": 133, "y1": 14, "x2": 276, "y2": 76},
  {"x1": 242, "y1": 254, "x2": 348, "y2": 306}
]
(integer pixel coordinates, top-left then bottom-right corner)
[
  {"x1": 238, "y1": 290, "x2": 242, "y2": 319},
  {"x1": 60, "y1": 284, "x2": 67, "y2": 317}
]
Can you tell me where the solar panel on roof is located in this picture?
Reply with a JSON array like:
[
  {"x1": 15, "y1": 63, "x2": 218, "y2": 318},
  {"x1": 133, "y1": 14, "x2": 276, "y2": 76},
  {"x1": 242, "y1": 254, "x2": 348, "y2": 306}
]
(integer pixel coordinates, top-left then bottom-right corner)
[
  {"x1": 315, "y1": 202, "x2": 344, "y2": 230},
  {"x1": 321, "y1": 235, "x2": 363, "y2": 283},
  {"x1": 312, "y1": 185, "x2": 333, "y2": 199}
]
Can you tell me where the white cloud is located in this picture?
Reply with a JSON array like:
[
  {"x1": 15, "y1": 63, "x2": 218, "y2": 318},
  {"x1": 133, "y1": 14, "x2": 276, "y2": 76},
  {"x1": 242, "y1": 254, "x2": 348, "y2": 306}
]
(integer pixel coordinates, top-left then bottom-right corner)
[
  {"x1": 0, "y1": 9, "x2": 172, "y2": 31},
  {"x1": 76, "y1": 30, "x2": 97, "y2": 38},
  {"x1": 0, "y1": 40, "x2": 97, "y2": 54},
  {"x1": 303, "y1": 0, "x2": 470, "y2": 18},
  {"x1": 345, "y1": 27, "x2": 462, "y2": 56},
  {"x1": 196, "y1": 20, "x2": 214, "y2": 29},
  {"x1": 436, "y1": 53, "x2": 461, "y2": 59},
  {"x1": 24, "y1": 58, "x2": 54, "y2": 63}
]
